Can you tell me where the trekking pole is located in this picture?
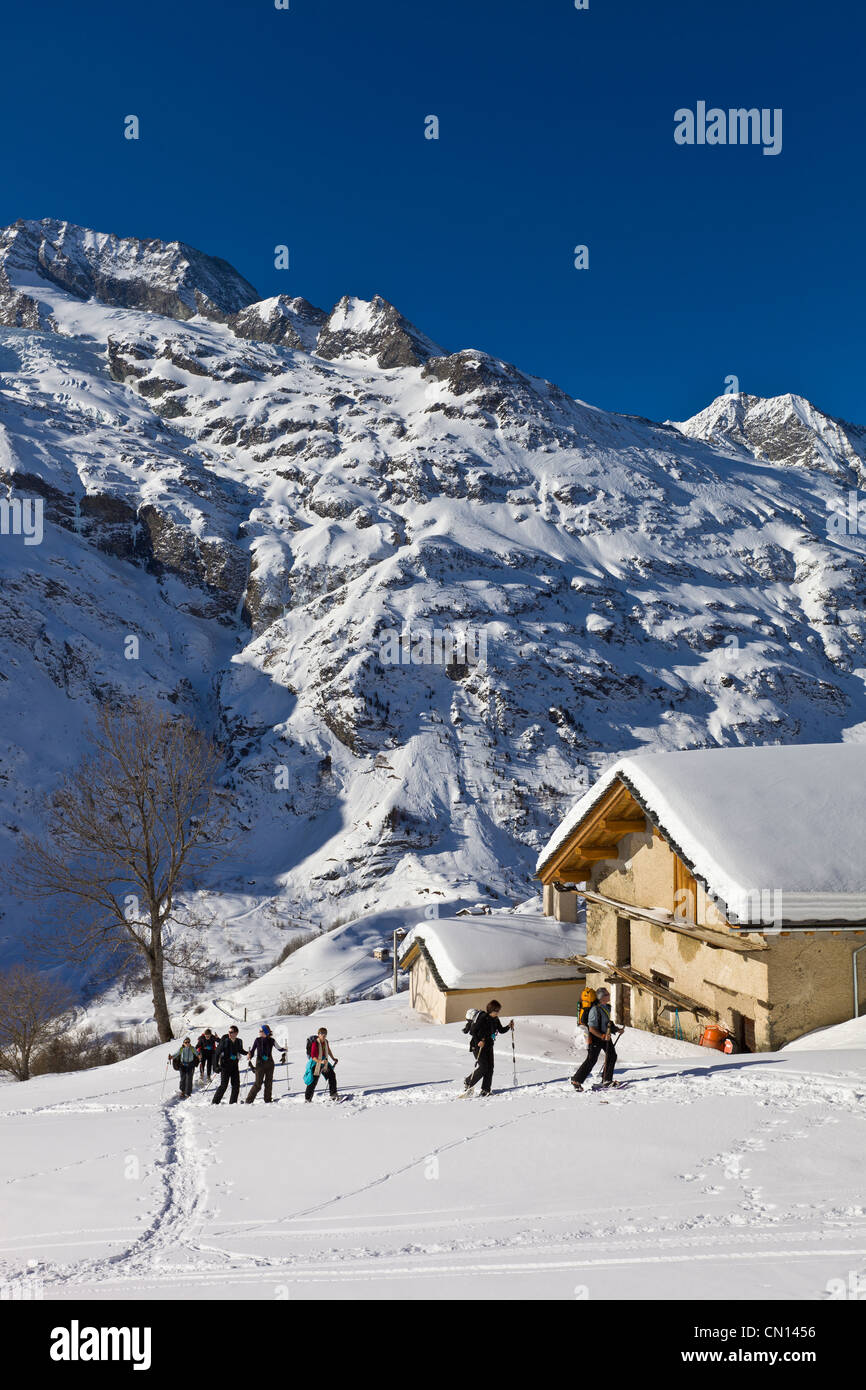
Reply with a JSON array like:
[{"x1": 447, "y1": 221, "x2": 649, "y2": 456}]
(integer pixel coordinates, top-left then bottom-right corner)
[
  {"x1": 160, "y1": 1057, "x2": 170, "y2": 1100},
  {"x1": 511, "y1": 1025, "x2": 518, "y2": 1087}
]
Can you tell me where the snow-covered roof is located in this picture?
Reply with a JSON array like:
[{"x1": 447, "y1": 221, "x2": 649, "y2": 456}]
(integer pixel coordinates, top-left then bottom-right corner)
[
  {"x1": 398, "y1": 913, "x2": 585, "y2": 990},
  {"x1": 536, "y1": 743, "x2": 866, "y2": 925}
]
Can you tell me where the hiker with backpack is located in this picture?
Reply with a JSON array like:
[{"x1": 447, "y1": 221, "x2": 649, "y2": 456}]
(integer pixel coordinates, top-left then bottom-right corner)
[
  {"x1": 212, "y1": 1025, "x2": 245, "y2": 1105},
  {"x1": 197, "y1": 1028, "x2": 216, "y2": 1082},
  {"x1": 303, "y1": 1027, "x2": 339, "y2": 1102},
  {"x1": 170, "y1": 1036, "x2": 199, "y2": 1099},
  {"x1": 245, "y1": 1024, "x2": 286, "y2": 1104},
  {"x1": 577, "y1": 986, "x2": 607, "y2": 1082},
  {"x1": 571, "y1": 987, "x2": 624, "y2": 1091},
  {"x1": 461, "y1": 1000, "x2": 514, "y2": 1098}
]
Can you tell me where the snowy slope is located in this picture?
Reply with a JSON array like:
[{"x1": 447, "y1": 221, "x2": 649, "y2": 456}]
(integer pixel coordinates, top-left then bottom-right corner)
[
  {"x1": 1, "y1": 996, "x2": 864, "y2": 1302},
  {"x1": 3, "y1": 217, "x2": 866, "y2": 1025}
]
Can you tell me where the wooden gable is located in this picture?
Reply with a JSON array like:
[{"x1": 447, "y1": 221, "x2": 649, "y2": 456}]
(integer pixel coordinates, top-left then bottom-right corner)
[{"x1": 538, "y1": 779, "x2": 647, "y2": 883}]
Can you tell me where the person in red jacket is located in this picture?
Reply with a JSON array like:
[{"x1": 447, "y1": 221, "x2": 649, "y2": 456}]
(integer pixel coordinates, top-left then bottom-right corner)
[
  {"x1": 196, "y1": 1028, "x2": 216, "y2": 1082},
  {"x1": 305, "y1": 1027, "x2": 339, "y2": 1102}
]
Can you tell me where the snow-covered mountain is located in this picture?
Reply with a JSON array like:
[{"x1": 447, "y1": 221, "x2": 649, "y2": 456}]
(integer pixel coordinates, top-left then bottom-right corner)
[
  {"x1": 674, "y1": 392, "x2": 866, "y2": 482},
  {"x1": 2, "y1": 217, "x2": 866, "y2": 984}
]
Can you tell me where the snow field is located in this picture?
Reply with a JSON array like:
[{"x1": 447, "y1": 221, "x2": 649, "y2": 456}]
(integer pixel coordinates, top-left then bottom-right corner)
[{"x1": 1, "y1": 1001, "x2": 864, "y2": 1301}]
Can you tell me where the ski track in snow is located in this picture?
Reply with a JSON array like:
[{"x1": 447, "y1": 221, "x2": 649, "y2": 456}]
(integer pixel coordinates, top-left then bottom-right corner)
[{"x1": 35, "y1": 1094, "x2": 251, "y2": 1290}]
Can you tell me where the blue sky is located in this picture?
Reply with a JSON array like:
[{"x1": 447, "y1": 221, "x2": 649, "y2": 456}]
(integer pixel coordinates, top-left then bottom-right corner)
[{"x1": 2, "y1": 0, "x2": 863, "y2": 422}]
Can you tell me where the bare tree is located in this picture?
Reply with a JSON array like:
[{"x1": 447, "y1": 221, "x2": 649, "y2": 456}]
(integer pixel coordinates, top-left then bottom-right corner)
[
  {"x1": 0, "y1": 967, "x2": 75, "y2": 1080},
  {"x1": 16, "y1": 700, "x2": 231, "y2": 1041}
]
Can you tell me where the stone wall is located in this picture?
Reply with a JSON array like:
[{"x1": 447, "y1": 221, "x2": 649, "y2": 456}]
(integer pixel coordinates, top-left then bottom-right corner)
[{"x1": 551, "y1": 829, "x2": 865, "y2": 1050}]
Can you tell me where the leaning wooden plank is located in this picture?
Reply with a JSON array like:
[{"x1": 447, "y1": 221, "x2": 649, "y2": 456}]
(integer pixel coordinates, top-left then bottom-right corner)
[
  {"x1": 551, "y1": 882, "x2": 768, "y2": 953},
  {"x1": 545, "y1": 954, "x2": 716, "y2": 1017}
]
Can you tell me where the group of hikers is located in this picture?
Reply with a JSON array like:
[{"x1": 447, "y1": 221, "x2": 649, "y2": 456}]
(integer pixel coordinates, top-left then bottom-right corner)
[
  {"x1": 168, "y1": 985, "x2": 623, "y2": 1105},
  {"x1": 169, "y1": 1024, "x2": 339, "y2": 1104},
  {"x1": 460, "y1": 983, "x2": 623, "y2": 1096}
]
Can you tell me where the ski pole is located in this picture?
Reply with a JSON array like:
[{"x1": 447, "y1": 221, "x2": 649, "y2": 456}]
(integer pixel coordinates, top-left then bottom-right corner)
[
  {"x1": 161, "y1": 1057, "x2": 170, "y2": 1100},
  {"x1": 511, "y1": 1025, "x2": 518, "y2": 1087}
]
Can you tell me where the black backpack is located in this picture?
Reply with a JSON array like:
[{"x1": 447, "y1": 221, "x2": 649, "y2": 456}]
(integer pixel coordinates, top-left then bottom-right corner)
[
  {"x1": 305, "y1": 1035, "x2": 317, "y2": 1057},
  {"x1": 461, "y1": 1008, "x2": 481, "y2": 1035}
]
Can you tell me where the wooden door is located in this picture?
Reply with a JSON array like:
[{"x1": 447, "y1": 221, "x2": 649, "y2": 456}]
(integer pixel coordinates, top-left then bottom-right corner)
[{"x1": 620, "y1": 985, "x2": 631, "y2": 1027}]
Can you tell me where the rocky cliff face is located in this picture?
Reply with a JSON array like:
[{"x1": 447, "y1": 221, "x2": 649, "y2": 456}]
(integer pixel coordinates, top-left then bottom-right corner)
[
  {"x1": 1, "y1": 218, "x2": 865, "y2": 957},
  {"x1": 228, "y1": 295, "x2": 327, "y2": 351},
  {"x1": 315, "y1": 294, "x2": 444, "y2": 368},
  {"x1": 674, "y1": 392, "x2": 866, "y2": 484},
  {"x1": 0, "y1": 218, "x2": 259, "y2": 326}
]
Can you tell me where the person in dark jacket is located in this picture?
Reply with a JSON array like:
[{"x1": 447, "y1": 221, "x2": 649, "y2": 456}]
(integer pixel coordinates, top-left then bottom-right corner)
[
  {"x1": 212, "y1": 1026, "x2": 245, "y2": 1104},
  {"x1": 571, "y1": 988, "x2": 623, "y2": 1090},
  {"x1": 304, "y1": 1027, "x2": 339, "y2": 1102},
  {"x1": 245, "y1": 1024, "x2": 286, "y2": 1104},
  {"x1": 462, "y1": 1001, "x2": 513, "y2": 1097},
  {"x1": 197, "y1": 1028, "x2": 216, "y2": 1081},
  {"x1": 171, "y1": 1037, "x2": 198, "y2": 1099}
]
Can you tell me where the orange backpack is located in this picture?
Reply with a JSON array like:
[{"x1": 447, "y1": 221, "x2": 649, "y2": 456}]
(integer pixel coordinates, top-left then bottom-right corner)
[{"x1": 578, "y1": 986, "x2": 597, "y2": 1028}]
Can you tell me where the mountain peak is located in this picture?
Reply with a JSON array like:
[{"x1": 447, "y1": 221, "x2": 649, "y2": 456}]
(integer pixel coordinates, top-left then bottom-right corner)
[
  {"x1": 228, "y1": 294, "x2": 327, "y2": 351},
  {"x1": 673, "y1": 390, "x2": 866, "y2": 481},
  {"x1": 315, "y1": 293, "x2": 444, "y2": 368},
  {"x1": 0, "y1": 217, "x2": 259, "y2": 326}
]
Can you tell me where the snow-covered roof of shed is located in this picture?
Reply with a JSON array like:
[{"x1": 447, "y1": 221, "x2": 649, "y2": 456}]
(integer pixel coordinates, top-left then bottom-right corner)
[
  {"x1": 398, "y1": 914, "x2": 585, "y2": 990},
  {"x1": 536, "y1": 743, "x2": 866, "y2": 925}
]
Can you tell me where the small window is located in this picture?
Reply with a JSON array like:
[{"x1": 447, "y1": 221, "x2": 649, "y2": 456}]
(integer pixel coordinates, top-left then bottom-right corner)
[{"x1": 615, "y1": 915, "x2": 631, "y2": 966}]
